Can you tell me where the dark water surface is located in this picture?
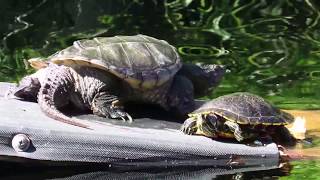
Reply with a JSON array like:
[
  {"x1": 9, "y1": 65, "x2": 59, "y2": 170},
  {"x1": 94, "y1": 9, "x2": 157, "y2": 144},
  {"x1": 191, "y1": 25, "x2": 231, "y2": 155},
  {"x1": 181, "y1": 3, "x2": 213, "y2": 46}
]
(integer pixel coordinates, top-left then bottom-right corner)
[{"x1": 1, "y1": 0, "x2": 320, "y2": 179}]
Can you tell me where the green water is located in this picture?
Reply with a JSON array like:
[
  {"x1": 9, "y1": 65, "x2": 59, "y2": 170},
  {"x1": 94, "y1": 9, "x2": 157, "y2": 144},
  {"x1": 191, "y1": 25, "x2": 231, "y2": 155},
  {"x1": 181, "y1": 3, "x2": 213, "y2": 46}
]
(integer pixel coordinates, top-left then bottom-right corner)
[{"x1": 1, "y1": 0, "x2": 319, "y2": 179}]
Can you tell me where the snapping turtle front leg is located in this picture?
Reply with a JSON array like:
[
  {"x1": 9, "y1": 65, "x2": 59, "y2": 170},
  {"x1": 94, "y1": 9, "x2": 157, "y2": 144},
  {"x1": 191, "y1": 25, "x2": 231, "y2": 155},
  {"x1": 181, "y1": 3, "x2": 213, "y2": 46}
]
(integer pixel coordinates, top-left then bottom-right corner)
[
  {"x1": 224, "y1": 121, "x2": 244, "y2": 142},
  {"x1": 92, "y1": 92, "x2": 133, "y2": 122}
]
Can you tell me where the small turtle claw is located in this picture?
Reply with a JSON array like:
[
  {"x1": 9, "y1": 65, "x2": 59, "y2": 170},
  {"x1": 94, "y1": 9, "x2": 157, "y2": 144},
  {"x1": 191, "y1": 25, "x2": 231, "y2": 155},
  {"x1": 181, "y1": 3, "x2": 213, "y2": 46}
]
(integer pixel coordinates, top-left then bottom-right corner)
[
  {"x1": 187, "y1": 127, "x2": 194, "y2": 135},
  {"x1": 180, "y1": 126, "x2": 186, "y2": 133},
  {"x1": 181, "y1": 118, "x2": 197, "y2": 135},
  {"x1": 181, "y1": 127, "x2": 191, "y2": 134}
]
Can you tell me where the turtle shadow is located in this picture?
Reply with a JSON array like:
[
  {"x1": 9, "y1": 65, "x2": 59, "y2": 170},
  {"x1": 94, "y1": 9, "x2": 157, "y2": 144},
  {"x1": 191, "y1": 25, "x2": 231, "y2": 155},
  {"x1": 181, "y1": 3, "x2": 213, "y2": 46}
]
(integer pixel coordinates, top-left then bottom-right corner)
[
  {"x1": 124, "y1": 102, "x2": 185, "y2": 123},
  {"x1": 62, "y1": 102, "x2": 183, "y2": 123},
  {"x1": 61, "y1": 102, "x2": 184, "y2": 130}
]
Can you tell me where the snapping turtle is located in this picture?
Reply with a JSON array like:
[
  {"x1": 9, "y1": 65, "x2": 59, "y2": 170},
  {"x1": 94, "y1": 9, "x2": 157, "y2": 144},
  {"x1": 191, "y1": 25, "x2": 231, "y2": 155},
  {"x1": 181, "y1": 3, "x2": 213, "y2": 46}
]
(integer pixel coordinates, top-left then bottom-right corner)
[
  {"x1": 181, "y1": 92, "x2": 295, "y2": 143},
  {"x1": 14, "y1": 35, "x2": 225, "y2": 129}
]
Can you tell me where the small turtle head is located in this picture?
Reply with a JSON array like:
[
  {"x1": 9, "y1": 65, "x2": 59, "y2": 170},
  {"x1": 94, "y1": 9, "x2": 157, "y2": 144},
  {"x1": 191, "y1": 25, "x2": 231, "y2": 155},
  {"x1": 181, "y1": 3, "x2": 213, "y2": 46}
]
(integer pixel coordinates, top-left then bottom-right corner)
[{"x1": 198, "y1": 113, "x2": 223, "y2": 138}]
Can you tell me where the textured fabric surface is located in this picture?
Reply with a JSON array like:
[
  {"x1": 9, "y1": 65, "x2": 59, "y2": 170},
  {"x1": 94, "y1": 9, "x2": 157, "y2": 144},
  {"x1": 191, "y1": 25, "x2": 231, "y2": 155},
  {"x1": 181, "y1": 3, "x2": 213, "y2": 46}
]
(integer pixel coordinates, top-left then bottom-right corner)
[{"x1": 0, "y1": 82, "x2": 279, "y2": 169}]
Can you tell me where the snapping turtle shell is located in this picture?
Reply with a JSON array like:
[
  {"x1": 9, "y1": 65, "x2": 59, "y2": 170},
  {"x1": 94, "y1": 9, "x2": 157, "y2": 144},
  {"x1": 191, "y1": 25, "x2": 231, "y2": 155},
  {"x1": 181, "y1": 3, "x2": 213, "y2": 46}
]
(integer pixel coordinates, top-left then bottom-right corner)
[
  {"x1": 30, "y1": 34, "x2": 181, "y2": 89},
  {"x1": 182, "y1": 92, "x2": 294, "y2": 142}
]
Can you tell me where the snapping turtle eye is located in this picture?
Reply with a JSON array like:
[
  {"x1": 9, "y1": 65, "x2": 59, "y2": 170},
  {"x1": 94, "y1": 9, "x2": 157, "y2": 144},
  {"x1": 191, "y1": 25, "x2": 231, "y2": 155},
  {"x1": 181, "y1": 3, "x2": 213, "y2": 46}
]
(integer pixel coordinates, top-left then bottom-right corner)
[{"x1": 14, "y1": 76, "x2": 41, "y2": 102}]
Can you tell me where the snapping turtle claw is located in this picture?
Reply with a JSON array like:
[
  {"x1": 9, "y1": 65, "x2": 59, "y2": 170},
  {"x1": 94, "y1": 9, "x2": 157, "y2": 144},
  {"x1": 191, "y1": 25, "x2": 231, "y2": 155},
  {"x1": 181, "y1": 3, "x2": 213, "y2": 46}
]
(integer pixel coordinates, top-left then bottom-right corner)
[
  {"x1": 119, "y1": 116, "x2": 126, "y2": 122},
  {"x1": 110, "y1": 109, "x2": 133, "y2": 123},
  {"x1": 126, "y1": 113, "x2": 133, "y2": 123}
]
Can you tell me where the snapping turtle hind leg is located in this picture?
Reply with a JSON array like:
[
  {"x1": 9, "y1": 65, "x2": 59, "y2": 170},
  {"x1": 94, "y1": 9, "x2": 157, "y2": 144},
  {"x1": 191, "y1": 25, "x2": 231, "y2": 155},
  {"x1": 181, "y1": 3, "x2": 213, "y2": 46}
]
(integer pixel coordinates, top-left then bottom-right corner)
[{"x1": 92, "y1": 92, "x2": 133, "y2": 122}]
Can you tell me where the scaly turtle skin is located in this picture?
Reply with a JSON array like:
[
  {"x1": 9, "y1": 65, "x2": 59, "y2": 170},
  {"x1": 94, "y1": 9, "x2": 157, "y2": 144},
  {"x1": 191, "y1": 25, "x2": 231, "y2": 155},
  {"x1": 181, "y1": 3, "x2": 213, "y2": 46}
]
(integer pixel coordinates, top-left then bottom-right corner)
[
  {"x1": 181, "y1": 92, "x2": 295, "y2": 142},
  {"x1": 14, "y1": 35, "x2": 225, "y2": 129}
]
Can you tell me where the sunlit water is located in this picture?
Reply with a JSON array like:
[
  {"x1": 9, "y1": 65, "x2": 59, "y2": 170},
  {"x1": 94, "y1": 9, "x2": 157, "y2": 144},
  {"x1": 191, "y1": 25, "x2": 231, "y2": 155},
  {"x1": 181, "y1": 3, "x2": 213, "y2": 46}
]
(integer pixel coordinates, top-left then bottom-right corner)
[{"x1": 0, "y1": 0, "x2": 319, "y2": 179}]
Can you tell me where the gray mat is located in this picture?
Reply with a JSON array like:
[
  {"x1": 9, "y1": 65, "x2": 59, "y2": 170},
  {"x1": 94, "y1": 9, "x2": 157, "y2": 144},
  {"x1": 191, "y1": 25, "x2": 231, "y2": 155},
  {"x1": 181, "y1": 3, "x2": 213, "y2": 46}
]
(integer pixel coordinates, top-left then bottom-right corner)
[{"x1": 0, "y1": 82, "x2": 280, "y2": 171}]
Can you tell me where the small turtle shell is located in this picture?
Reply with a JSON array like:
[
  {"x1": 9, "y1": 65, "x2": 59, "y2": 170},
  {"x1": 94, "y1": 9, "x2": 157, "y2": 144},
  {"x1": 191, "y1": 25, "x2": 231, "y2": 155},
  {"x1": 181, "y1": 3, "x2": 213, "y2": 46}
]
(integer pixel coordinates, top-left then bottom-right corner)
[
  {"x1": 31, "y1": 35, "x2": 181, "y2": 89},
  {"x1": 190, "y1": 92, "x2": 294, "y2": 125}
]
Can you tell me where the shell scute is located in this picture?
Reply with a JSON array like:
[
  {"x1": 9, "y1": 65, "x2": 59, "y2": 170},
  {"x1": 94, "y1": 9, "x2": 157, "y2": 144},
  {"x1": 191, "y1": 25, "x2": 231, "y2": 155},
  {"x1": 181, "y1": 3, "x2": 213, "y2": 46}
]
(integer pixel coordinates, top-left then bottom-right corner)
[
  {"x1": 33, "y1": 35, "x2": 181, "y2": 89},
  {"x1": 191, "y1": 92, "x2": 294, "y2": 125}
]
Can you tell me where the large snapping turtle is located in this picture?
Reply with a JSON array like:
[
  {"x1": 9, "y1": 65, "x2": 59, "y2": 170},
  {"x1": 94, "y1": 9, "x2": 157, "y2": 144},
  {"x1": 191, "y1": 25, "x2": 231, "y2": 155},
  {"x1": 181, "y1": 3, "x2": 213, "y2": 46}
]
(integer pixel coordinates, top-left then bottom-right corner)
[{"x1": 14, "y1": 35, "x2": 224, "y2": 129}]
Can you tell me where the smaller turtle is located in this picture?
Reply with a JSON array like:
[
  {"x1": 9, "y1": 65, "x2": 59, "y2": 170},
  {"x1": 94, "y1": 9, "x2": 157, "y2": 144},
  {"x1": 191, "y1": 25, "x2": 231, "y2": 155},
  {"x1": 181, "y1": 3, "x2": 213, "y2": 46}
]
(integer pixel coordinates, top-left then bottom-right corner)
[{"x1": 181, "y1": 92, "x2": 295, "y2": 143}]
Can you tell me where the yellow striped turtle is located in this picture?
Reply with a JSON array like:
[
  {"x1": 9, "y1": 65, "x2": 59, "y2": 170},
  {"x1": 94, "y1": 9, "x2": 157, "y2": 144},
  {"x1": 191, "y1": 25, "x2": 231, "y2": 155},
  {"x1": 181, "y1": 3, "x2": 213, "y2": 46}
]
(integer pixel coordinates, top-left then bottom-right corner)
[{"x1": 181, "y1": 92, "x2": 294, "y2": 142}]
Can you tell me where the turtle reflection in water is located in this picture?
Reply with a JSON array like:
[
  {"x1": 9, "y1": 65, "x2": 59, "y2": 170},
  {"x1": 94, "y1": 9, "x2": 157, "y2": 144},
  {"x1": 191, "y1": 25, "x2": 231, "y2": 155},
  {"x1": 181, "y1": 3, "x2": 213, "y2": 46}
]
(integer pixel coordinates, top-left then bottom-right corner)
[
  {"x1": 181, "y1": 92, "x2": 296, "y2": 145},
  {"x1": 14, "y1": 35, "x2": 225, "y2": 129}
]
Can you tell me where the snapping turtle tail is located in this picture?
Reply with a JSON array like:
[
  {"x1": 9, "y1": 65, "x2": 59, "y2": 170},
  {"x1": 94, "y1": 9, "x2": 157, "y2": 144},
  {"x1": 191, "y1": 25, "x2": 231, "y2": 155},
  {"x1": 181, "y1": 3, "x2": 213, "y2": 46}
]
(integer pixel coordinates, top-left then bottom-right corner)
[
  {"x1": 38, "y1": 86, "x2": 91, "y2": 129},
  {"x1": 37, "y1": 65, "x2": 91, "y2": 129}
]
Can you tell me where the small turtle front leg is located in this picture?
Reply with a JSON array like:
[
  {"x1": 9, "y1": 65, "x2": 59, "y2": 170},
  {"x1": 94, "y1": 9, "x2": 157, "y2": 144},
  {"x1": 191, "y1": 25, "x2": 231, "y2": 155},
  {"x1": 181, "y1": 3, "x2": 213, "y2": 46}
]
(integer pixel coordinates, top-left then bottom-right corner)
[
  {"x1": 181, "y1": 114, "x2": 219, "y2": 138},
  {"x1": 181, "y1": 117, "x2": 198, "y2": 135},
  {"x1": 224, "y1": 121, "x2": 244, "y2": 142},
  {"x1": 92, "y1": 92, "x2": 133, "y2": 122}
]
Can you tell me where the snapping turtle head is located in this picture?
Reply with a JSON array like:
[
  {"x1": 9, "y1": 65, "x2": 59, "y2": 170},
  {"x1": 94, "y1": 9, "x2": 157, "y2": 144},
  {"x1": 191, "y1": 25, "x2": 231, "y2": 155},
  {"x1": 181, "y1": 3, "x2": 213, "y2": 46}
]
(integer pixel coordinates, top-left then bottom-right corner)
[
  {"x1": 14, "y1": 75, "x2": 41, "y2": 102},
  {"x1": 168, "y1": 76, "x2": 195, "y2": 118},
  {"x1": 14, "y1": 68, "x2": 46, "y2": 102}
]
